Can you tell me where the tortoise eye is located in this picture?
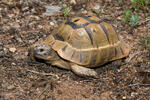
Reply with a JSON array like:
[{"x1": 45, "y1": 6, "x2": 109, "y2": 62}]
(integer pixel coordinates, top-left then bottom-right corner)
[{"x1": 73, "y1": 19, "x2": 80, "y2": 22}]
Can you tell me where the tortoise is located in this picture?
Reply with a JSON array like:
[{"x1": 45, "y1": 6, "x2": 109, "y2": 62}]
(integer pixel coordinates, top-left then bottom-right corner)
[{"x1": 29, "y1": 15, "x2": 130, "y2": 78}]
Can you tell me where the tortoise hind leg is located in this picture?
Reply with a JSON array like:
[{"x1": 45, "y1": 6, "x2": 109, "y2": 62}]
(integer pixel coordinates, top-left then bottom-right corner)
[{"x1": 70, "y1": 64, "x2": 98, "y2": 78}]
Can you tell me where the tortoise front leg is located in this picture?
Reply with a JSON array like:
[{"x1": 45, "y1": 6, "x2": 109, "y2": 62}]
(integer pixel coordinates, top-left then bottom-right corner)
[
  {"x1": 51, "y1": 60, "x2": 71, "y2": 70},
  {"x1": 70, "y1": 64, "x2": 98, "y2": 78}
]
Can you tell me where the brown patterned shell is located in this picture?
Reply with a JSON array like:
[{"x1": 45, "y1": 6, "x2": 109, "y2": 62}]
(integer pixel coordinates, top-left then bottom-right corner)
[{"x1": 43, "y1": 16, "x2": 130, "y2": 67}]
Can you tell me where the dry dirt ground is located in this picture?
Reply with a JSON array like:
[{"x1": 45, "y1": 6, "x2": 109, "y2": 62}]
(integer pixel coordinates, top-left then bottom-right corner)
[{"x1": 0, "y1": 0, "x2": 150, "y2": 100}]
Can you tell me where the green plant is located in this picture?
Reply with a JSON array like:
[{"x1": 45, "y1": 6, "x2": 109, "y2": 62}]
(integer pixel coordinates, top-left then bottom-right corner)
[
  {"x1": 140, "y1": 34, "x2": 150, "y2": 51},
  {"x1": 130, "y1": 0, "x2": 150, "y2": 11},
  {"x1": 61, "y1": 5, "x2": 71, "y2": 17},
  {"x1": 122, "y1": 9, "x2": 132, "y2": 23},
  {"x1": 122, "y1": 9, "x2": 139, "y2": 27},
  {"x1": 129, "y1": 14, "x2": 139, "y2": 27},
  {"x1": 93, "y1": 9, "x2": 102, "y2": 16},
  {"x1": 118, "y1": 0, "x2": 124, "y2": 5}
]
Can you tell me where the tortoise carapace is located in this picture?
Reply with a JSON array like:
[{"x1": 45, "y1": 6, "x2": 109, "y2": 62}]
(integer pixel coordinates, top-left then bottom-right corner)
[{"x1": 29, "y1": 15, "x2": 130, "y2": 78}]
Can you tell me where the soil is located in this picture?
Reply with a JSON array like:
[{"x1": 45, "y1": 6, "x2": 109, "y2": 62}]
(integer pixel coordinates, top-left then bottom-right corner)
[{"x1": 0, "y1": 0, "x2": 150, "y2": 100}]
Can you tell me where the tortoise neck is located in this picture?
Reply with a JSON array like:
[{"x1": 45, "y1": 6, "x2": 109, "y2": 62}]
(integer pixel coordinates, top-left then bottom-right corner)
[
  {"x1": 46, "y1": 49, "x2": 61, "y2": 64},
  {"x1": 52, "y1": 50, "x2": 61, "y2": 61}
]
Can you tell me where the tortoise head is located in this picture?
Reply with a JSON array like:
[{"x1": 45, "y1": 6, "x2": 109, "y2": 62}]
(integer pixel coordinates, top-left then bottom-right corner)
[{"x1": 29, "y1": 44, "x2": 57, "y2": 63}]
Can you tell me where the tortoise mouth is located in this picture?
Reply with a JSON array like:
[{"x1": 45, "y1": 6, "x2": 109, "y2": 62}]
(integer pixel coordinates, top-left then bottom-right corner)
[{"x1": 33, "y1": 44, "x2": 51, "y2": 60}]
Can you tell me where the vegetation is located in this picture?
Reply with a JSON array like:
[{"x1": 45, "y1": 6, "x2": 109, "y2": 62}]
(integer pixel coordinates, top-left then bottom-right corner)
[
  {"x1": 122, "y1": 9, "x2": 139, "y2": 27},
  {"x1": 140, "y1": 34, "x2": 150, "y2": 51},
  {"x1": 131, "y1": 0, "x2": 150, "y2": 11},
  {"x1": 122, "y1": 9, "x2": 132, "y2": 23},
  {"x1": 118, "y1": 0, "x2": 123, "y2": 5},
  {"x1": 61, "y1": 5, "x2": 71, "y2": 17},
  {"x1": 129, "y1": 13, "x2": 139, "y2": 27},
  {"x1": 122, "y1": 0, "x2": 150, "y2": 26},
  {"x1": 93, "y1": 9, "x2": 103, "y2": 17}
]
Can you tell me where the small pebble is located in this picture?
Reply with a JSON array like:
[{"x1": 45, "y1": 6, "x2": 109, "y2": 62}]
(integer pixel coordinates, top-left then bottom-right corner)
[
  {"x1": 93, "y1": 3, "x2": 101, "y2": 10},
  {"x1": 82, "y1": 10, "x2": 87, "y2": 14},
  {"x1": 122, "y1": 96, "x2": 126, "y2": 99},
  {"x1": 3, "y1": 48, "x2": 7, "y2": 53},
  {"x1": 16, "y1": 37, "x2": 22, "y2": 43},
  {"x1": 11, "y1": 62, "x2": 16, "y2": 66},
  {"x1": 50, "y1": 22, "x2": 55, "y2": 26},
  {"x1": 22, "y1": 6, "x2": 29, "y2": 11},
  {"x1": 9, "y1": 47, "x2": 16, "y2": 53},
  {"x1": 38, "y1": 25, "x2": 43, "y2": 29},
  {"x1": 131, "y1": 92, "x2": 138, "y2": 97},
  {"x1": 70, "y1": 0, "x2": 76, "y2": 5},
  {"x1": 7, "y1": 85, "x2": 15, "y2": 90},
  {"x1": 24, "y1": 52, "x2": 28, "y2": 56},
  {"x1": 29, "y1": 40, "x2": 35, "y2": 44}
]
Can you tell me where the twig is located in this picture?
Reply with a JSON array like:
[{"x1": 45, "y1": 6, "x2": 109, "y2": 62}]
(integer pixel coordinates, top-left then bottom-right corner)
[
  {"x1": 35, "y1": 85, "x2": 49, "y2": 100},
  {"x1": 127, "y1": 50, "x2": 149, "y2": 63},
  {"x1": 27, "y1": 69, "x2": 59, "y2": 79},
  {"x1": 129, "y1": 83, "x2": 150, "y2": 87}
]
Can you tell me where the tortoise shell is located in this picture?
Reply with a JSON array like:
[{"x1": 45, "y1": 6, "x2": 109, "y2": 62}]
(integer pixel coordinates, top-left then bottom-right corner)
[{"x1": 41, "y1": 16, "x2": 129, "y2": 67}]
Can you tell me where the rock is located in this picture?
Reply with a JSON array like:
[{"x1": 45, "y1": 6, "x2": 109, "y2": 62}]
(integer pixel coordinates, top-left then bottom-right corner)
[
  {"x1": 131, "y1": 92, "x2": 138, "y2": 97},
  {"x1": 70, "y1": 0, "x2": 76, "y2": 5},
  {"x1": 3, "y1": 48, "x2": 8, "y2": 53},
  {"x1": 91, "y1": 2, "x2": 101, "y2": 10},
  {"x1": 43, "y1": 5, "x2": 61, "y2": 16},
  {"x1": 11, "y1": 62, "x2": 16, "y2": 66},
  {"x1": 16, "y1": 37, "x2": 22, "y2": 43},
  {"x1": 29, "y1": 40, "x2": 35, "y2": 44},
  {"x1": 69, "y1": 0, "x2": 87, "y2": 10},
  {"x1": 9, "y1": 47, "x2": 16, "y2": 53},
  {"x1": 38, "y1": 25, "x2": 43, "y2": 29},
  {"x1": 50, "y1": 22, "x2": 55, "y2": 26},
  {"x1": 22, "y1": 6, "x2": 29, "y2": 11},
  {"x1": 82, "y1": 10, "x2": 88, "y2": 14},
  {"x1": 122, "y1": 96, "x2": 126, "y2": 99}
]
